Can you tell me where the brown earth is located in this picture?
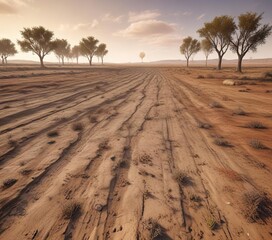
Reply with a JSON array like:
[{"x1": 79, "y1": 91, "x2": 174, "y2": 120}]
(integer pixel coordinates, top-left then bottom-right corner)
[{"x1": 0, "y1": 65, "x2": 272, "y2": 240}]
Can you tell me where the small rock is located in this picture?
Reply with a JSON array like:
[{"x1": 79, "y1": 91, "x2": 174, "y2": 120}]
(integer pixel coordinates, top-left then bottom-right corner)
[{"x1": 94, "y1": 204, "x2": 104, "y2": 211}]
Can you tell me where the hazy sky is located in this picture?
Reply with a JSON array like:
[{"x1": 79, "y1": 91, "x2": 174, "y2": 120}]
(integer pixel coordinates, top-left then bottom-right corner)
[{"x1": 1, "y1": 0, "x2": 272, "y2": 63}]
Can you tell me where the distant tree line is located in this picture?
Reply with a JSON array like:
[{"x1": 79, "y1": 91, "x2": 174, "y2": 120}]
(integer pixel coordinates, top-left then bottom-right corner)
[
  {"x1": 0, "y1": 26, "x2": 108, "y2": 68},
  {"x1": 180, "y1": 12, "x2": 272, "y2": 72}
]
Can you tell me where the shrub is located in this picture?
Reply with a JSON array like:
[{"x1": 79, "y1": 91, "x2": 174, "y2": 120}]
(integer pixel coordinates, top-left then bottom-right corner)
[
  {"x1": 47, "y1": 130, "x2": 59, "y2": 137},
  {"x1": 3, "y1": 178, "x2": 17, "y2": 189},
  {"x1": 173, "y1": 170, "x2": 190, "y2": 186},
  {"x1": 62, "y1": 201, "x2": 81, "y2": 219},
  {"x1": 242, "y1": 191, "x2": 271, "y2": 222},
  {"x1": 72, "y1": 123, "x2": 84, "y2": 131}
]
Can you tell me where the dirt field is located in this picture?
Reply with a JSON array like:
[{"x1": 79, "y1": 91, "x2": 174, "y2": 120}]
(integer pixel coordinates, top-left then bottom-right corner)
[{"x1": 0, "y1": 65, "x2": 272, "y2": 240}]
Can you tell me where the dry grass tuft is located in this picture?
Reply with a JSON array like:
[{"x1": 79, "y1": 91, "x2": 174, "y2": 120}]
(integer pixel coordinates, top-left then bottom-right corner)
[
  {"x1": 242, "y1": 191, "x2": 271, "y2": 222},
  {"x1": 62, "y1": 201, "x2": 81, "y2": 220},
  {"x1": 249, "y1": 139, "x2": 267, "y2": 149},
  {"x1": 2, "y1": 178, "x2": 17, "y2": 189},
  {"x1": 206, "y1": 216, "x2": 217, "y2": 230},
  {"x1": 246, "y1": 121, "x2": 267, "y2": 129},
  {"x1": 20, "y1": 169, "x2": 32, "y2": 176}
]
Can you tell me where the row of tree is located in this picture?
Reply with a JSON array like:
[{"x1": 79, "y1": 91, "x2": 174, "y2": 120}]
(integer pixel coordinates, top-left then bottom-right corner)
[
  {"x1": 180, "y1": 12, "x2": 272, "y2": 72},
  {"x1": 0, "y1": 26, "x2": 108, "y2": 67}
]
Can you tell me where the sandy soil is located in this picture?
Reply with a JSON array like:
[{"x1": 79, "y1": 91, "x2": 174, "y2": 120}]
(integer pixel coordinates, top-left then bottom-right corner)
[{"x1": 0, "y1": 65, "x2": 272, "y2": 240}]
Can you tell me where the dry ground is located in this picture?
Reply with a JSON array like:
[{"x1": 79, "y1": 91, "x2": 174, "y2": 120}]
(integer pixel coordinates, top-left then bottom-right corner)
[{"x1": 0, "y1": 65, "x2": 272, "y2": 240}]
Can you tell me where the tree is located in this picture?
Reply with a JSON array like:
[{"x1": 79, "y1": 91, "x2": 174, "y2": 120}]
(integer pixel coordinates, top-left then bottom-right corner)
[
  {"x1": 79, "y1": 36, "x2": 99, "y2": 66},
  {"x1": 180, "y1": 36, "x2": 200, "y2": 67},
  {"x1": 17, "y1": 26, "x2": 55, "y2": 68},
  {"x1": 54, "y1": 39, "x2": 70, "y2": 65},
  {"x1": 95, "y1": 43, "x2": 108, "y2": 65},
  {"x1": 72, "y1": 45, "x2": 81, "y2": 64},
  {"x1": 198, "y1": 16, "x2": 236, "y2": 70},
  {"x1": 201, "y1": 39, "x2": 213, "y2": 67},
  {"x1": 230, "y1": 12, "x2": 272, "y2": 72},
  {"x1": 139, "y1": 52, "x2": 145, "y2": 63},
  {"x1": 0, "y1": 39, "x2": 17, "y2": 64}
]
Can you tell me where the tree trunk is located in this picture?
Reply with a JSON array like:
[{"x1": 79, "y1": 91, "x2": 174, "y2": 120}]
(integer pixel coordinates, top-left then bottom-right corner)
[
  {"x1": 1, "y1": 56, "x2": 4, "y2": 64},
  {"x1": 218, "y1": 55, "x2": 223, "y2": 70},
  {"x1": 89, "y1": 56, "x2": 92, "y2": 66},
  {"x1": 205, "y1": 56, "x2": 208, "y2": 67},
  {"x1": 39, "y1": 56, "x2": 45, "y2": 68},
  {"x1": 186, "y1": 58, "x2": 189, "y2": 67},
  {"x1": 62, "y1": 56, "x2": 64, "y2": 65},
  {"x1": 102, "y1": 57, "x2": 104, "y2": 65},
  {"x1": 237, "y1": 55, "x2": 243, "y2": 73},
  {"x1": 76, "y1": 57, "x2": 78, "y2": 64}
]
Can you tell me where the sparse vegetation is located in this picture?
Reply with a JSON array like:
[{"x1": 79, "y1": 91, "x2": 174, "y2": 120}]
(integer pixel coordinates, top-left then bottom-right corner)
[
  {"x1": 242, "y1": 191, "x2": 271, "y2": 222},
  {"x1": 249, "y1": 139, "x2": 267, "y2": 149},
  {"x1": 143, "y1": 218, "x2": 163, "y2": 239},
  {"x1": 190, "y1": 194, "x2": 202, "y2": 202},
  {"x1": 2, "y1": 178, "x2": 17, "y2": 189},
  {"x1": 72, "y1": 123, "x2": 84, "y2": 131},
  {"x1": 47, "y1": 130, "x2": 59, "y2": 137},
  {"x1": 173, "y1": 170, "x2": 190, "y2": 186},
  {"x1": 246, "y1": 121, "x2": 267, "y2": 129},
  {"x1": 216, "y1": 167, "x2": 243, "y2": 181},
  {"x1": 62, "y1": 201, "x2": 81, "y2": 220}
]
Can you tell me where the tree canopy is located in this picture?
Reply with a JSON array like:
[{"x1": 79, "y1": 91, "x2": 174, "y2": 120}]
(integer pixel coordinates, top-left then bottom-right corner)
[
  {"x1": 0, "y1": 39, "x2": 17, "y2": 64},
  {"x1": 180, "y1": 36, "x2": 200, "y2": 67},
  {"x1": 54, "y1": 39, "x2": 71, "y2": 65},
  {"x1": 95, "y1": 43, "x2": 108, "y2": 64},
  {"x1": 198, "y1": 15, "x2": 236, "y2": 70},
  {"x1": 230, "y1": 12, "x2": 272, "y2": 72},
  {"x1": 17, "y1": 26, "x2": 56, "y2": 67},
  {"x1": 201, "y1": 39, "x2": 213, "y2": 67},
  {"x1": 139, "y1": 52, "x2": 145, "y2": 62},
  {"x1": 72, "y1": 45, "x2": 81, "y2": 64},
  {"x1": 79, "y1": 36, "x2": 99, "y2": 65}
]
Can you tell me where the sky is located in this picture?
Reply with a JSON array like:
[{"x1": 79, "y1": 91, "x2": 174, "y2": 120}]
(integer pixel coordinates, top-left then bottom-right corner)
[{"x1": 0, "y1": 0, "x2": 272, "y2": 63}]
